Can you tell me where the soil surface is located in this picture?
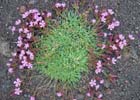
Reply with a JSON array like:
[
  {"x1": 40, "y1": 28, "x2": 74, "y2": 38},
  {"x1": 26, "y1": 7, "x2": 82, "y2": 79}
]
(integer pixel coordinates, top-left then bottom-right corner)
[{"x1": 0, "y1": 0, "x2": 140, "y2": 100}]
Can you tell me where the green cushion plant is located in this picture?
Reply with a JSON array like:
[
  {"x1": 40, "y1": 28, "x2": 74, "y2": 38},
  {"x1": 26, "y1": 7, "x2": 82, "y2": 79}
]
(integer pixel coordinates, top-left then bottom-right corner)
[{"x1": 35, "y1": 11, "x2": 100, "y2": 86}]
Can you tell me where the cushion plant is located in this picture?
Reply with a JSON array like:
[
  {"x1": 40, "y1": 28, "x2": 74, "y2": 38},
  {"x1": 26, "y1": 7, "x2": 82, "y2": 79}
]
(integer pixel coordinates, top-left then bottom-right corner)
[{"x1": 35, "y1": 11, "x2": 100, "y2": 86}]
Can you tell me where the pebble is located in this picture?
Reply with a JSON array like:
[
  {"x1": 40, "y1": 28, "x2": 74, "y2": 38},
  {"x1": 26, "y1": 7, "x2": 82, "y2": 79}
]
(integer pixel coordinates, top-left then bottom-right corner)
[{"x1": 29, "y1": 0, "x2": 38, "y2": 5}]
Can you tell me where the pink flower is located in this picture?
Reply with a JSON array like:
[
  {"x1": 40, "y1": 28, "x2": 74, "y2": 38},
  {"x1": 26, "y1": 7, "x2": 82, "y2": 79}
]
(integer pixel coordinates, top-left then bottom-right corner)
[
  {"x1": 6, "y1": 63, "x2": 11, "y2": 67},
  {"x1": 11, "y1": 26, "x2": 16, "y2": 32},
  {"x1": 110, "y1": 45, "x2": 117, "y2": 50},
  {"x1": 22, "y1": 11, "x2": 29, "y2": 18},
  {"x1": 117, "y1": 56, "x2": 121, "y2": 59},
  {"x1": 61, "y1": 3, "x2": 66, "y2": 8},
  {"x1": 39, "y1": 20, "x2": 46, "y2": 28},
  {"x1": 95, "y1": 68, "x2": 102, "y2": 74},
  {"x1": 47, "y1": 12, "x2": 52, "y2": 18},
  {"x1": 100, "y1": 79, "x2": 104, "y2": 84},
  {"x1": 101, "y1": 44, "x2": 106, "y2": 49},
  {"x1": 23, "y1": 28, "x2": 29, "y2": 33},
  {"x1": 96, "y1": 60, "x2": 102, "y2": 68},
  {"x1": 15, "y1": 19, "x2": 21, "y2": 25},
  {"x1": 9, "y1": 58, "x2": 13, "y2": 62},
  {"x1": 30, "y1": 96, "x2": 35, "y2": 100},
  {"x1": 98, "y1": 93, "x2": 103, "y2": 99},
  {"x1": 17, "y1": 40, "x2": 23, "y2": 47},
  {"x1": 112, "y1": 57, "x2": 117, "y2": 64},
  {"x1": 108, "y1": 9, "x2": 114, "y2": 15},
  {"x1": 19, "y1": 65, "x2": 24, "y2": 69},
  {"x1": 19, "y1": 28, "x2": 23, "y2": 33},
  {"x1": 8, "y1": 68, "x2": 13, "y2": 73},
  {"x1": 101, "y1": 12, "x2": 108, "y2": 17},
  {"x1": 128, "y1": 34, "x2": 135, "y2": 40},
  {"x1": 119, "y1": 34, "x2": 125, "y2": 40},
  {"x1": 108, "y1": 23, "x2": 115, "y2": 30},
  {"x1": 91, "y1": 19, "x2": 96, "y2": 24},
  {"x1": 27, "y1": 63, "x2": 33, "y2": 69},
  {"x1": 27, "y1": 33, "x2": 32, "y2": 39},
  {"x1": 14, "y1": 78, "x2": 22, "y2": 87},
  {"x1": 55, "y1": 3, "x2": 61, "y2": 8},
  {"x1": 103, "y1": 32, "x2": 107, "y2": 37},
  {"x1": 56, "y1": 92, "x2": 62, "y2": 97},
  {"x1": 114, "y1": 20, "x2": 120, "y2": 27},
  {"x1": 14, "y1": 88, "x2": 22, "y2": 95},
  {"x1": 24, "y1": 43, "x2": 29, "y2": 49},
  {"x1": 12, "y1": 52, "x2": 17, "y2": 57},
  {"x1": 101, "y1": 16, "x2": 106, "y2": 23},
  {"x1": 89, "y1": 79, "x2": 96, "y2": 87},
  {"x1": 29, "y1": 21, "x2": 34, "y2": 27},
  {"x1": 86, "y1": 92, "x2": 91, "y2": 97},
  {"x1": 95, "y1": 84, "x2": 100, "y2": 90}
]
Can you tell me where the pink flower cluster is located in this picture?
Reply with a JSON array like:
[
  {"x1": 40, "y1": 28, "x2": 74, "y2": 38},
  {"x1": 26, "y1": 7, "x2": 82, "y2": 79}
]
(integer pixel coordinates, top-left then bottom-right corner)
[
  {"x1": 88, "y1": 78, "x2": 104, "y2": 99},
  {"x1": 55, "y1": 2, "x2": 66, "y2": 8},
  {"x1": 8, "y1": 9, "x2": 51, "y2": 72},
  {"x1": 7, "y1": 9, "x2": 51, "y2": 98},
  {"x1": 13, "y1": 78, "x2": 22, "y2": 95},
  {"x1": 89, "y1": 5, "x2": 135, "y2": 100}
]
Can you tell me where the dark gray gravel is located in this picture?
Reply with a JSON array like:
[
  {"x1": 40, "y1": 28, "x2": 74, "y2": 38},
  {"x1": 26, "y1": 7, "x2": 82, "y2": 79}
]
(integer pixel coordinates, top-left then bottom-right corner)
[{"x1": 0, "y1": 0, "x2": 140, "y2": 100}]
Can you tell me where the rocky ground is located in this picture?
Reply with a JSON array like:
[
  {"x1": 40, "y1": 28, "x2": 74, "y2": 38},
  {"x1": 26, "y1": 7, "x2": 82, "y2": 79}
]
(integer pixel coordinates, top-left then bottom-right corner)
[{"x1": 0, "y1": 0, "x2": 140, "y2": 100}]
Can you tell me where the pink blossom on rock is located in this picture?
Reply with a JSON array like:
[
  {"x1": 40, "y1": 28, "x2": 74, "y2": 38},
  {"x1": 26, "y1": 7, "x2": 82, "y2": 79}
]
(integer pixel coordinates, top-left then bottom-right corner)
[
  {"x1": 95, "y1": 68, "x2": 102, "y2": 74},
  {"x1": 19, "y1": 28, "x2": 23, "y2": 33},
  {"x1": 12, "y1": 52, "x2": 17, "y2": 57},
  {"x1": 8, "y1": 68, "x2": 13, "y2": 73},
  {"x1": 108, "y1": 9, "x2": 114, "y2": 15},
  {"x1": 108, "y1": 23, "x2": 115, "y2": 30},
  {"x1": 17, "y1": 40, "x2": 23, "y2": 47},
  {"x1": 56, "y1": 92, "x2": 62, "y2": 97},
  {"x1": 112, "y1": 57, "x2": 117, "y2": 64},
  {"x1": 14, "y1": 78, "x2": 22, "y2": 87},
  {"x1": 89, "y1": 79, "x2": 96, "y2": 87},
  {"x1": 6, "y1": 63, "x2": 11, "y2": 67},
  {"x1": 30, "y1": 96, "x2": 35, "y2": 100},
  {"x1": 117, "y1": 56, "x2": 121, "y2": 59},
  {"x1": 101, "y1": 44, "x2": 106, "y2": 49},
  {"x1": 15, "y1": 19, "x2": 21, "y2": 25},
  {"x1": 22, "y1": 11, "x2": 29, "y2": 18},
  {"x1": 100, "y1": 79, "x2": 104, "y2": 84},
  {"x1": 128, "y1": 34, "x2": 135, "y2": 40},
  {"x1": 55, "y1": 3, "x2": 61, "y2": 8},
  {"x1": 61, "y1": 3, "x2": 66, "y2": 8},
  {"x1": 114, "y1": 20, "x2": 120, "y2": 27},
  {"x1": 11, "y1": 26, "x2": 16, "y2": 32},
  {"x1": 103, "y1": 32, "x2": 107, "y2": 37},
  {"x1": 91, "y1": 19, "x2": 96, "y2": 24},
  {"x1": 47, "y1": 12, "x2": 52, "y2": 18},
  {"x1": 98, "y1": 93, "x2": 103, "y2": 99},
  {"x1": 119, "y1": 34, "x2": 125, "y2": 40},
  {"x1": 86, "y1": 92, "x2": 91, "y2": 97},
  {"x1": 95, "y1": 84, "x2": 100, "y2": 90},
  {"x1": 14, "y1": 88, "x2": 22, "y2": 95}
]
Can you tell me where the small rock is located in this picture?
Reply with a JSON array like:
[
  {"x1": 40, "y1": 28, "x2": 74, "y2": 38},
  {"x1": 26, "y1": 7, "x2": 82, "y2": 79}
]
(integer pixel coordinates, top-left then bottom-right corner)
[
  {"x1": 29, "y1": 0, "x2": 38, "y2": 5},
  {"x1": 19, "y1": 6, "x2": 26, "y2": 14},
  {"x1": 77, "y1": 94, "x2": 84, "y2": 99},
  {"x1": 104, "y1": 80, "x2": 110, "y2": 88},
  {"x1": 0, "y1": 39, "x2": 11, "y2": 57}
]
